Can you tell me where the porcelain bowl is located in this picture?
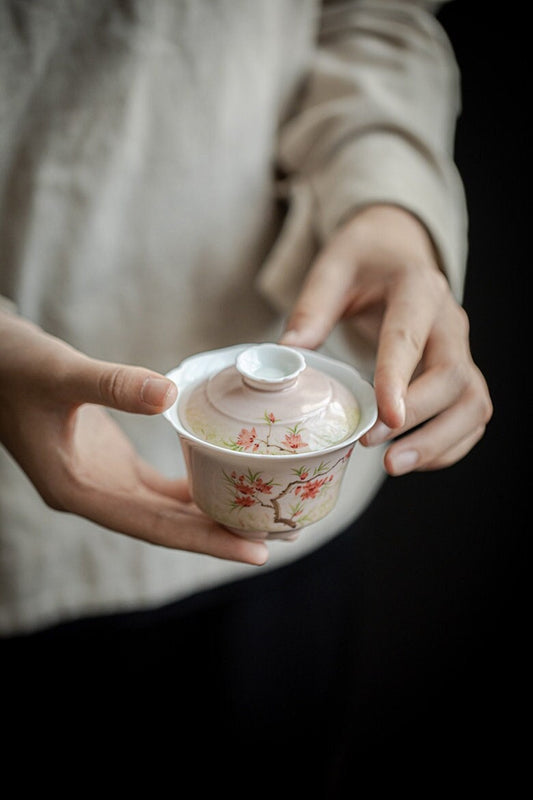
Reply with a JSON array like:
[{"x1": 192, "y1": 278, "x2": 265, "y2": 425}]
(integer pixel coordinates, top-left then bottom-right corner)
[{"x1": 163, "y1": 344, "x2": 377, "y2": 541}]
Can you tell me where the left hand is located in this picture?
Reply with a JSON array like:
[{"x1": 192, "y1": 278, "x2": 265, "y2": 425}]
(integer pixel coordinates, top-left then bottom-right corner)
[
  {"x1": 0, "y1": 312, "x2": 269, "y2": 565},
  {"x1": 280, "y1": 204, "x2": 492, "y2": 476}
]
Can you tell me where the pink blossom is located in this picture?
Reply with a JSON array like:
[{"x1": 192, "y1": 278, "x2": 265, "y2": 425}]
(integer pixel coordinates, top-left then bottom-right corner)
[
  {"x1": 300, "y1": 478, "x2": 326, "y2": 500},
  {"x1": 236, "y1": 427, "x2": 257, "y2": 449},
  {"x1": 235, "y1": 482, "x2": 256, "y2": 495},
  {"x1": 283, "y1": 432, "x2": 308, "y2": 450},
  {"x1": 234, "y1": 495, "x2": 256, "y2": 507},
  {"x1": 253, "y1": 478, "x2": 272, "y2": 494}
]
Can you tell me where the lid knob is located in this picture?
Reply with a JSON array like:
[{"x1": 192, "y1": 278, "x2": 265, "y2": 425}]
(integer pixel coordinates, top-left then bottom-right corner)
[{"x1": 235, "y1": 344, "x2": 306, "y2": 392}]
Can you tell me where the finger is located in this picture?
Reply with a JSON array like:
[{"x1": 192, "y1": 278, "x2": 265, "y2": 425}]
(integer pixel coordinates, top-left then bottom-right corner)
[
  {"x1": 419, "y1": 426, "x2": 487, "y2": 471},
  {"x1": 361, "y1": 365, "x2": 464, "y2": 446},
  {"x1": 69, "y1": 358, "x2": 178, "y2": 415},
  {"x1": 383, "y1": 401, "x2": 487, "y2": 476},
  {"x1": 373, "y1": 271, "x2": 446, "y2": 429},
  {"x1": 137, "y1": 461, "x2": 193, "y2": 501},
  {"x1": 280, "y1": 249, "x2": 355, "y2": 349},
  {"x1": 69, "y1": 484, "x2": 269, "y2": 565}
]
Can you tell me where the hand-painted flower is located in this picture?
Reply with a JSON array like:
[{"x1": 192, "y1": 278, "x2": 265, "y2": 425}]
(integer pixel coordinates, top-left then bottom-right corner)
[
  {"x1": 234, "y1": 481, "x2": 256, "y2": 495},
  {"x1": 253, "y1": 478, "x2": 272, "y2": 494},
  {"x1": 234, "y1": 495, "x2": 256, "y2": 507},
  {"x1": 300, "y1": 478, "x2": 327, "y2": 500},
  {"x1": 236, "y1": 427, "x2": 257, "y2": 449},
  {"x1": 283, "y1": 432, "x2": 308, "y2": 450}
]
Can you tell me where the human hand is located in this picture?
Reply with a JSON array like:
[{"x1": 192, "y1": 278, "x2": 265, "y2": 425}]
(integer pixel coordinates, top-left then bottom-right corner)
[
  {"x1": 0, "y1": 312, "x2": 268, "y2": 564},
  {"x1": 280, "y1": 204, "x2": 492, "y2": 475}
]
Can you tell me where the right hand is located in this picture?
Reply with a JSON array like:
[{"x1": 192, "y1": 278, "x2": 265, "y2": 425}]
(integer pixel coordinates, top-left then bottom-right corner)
[
  {"x1": 0, "y1": 312, "x2": 268, "y2": 565},
  {"x1": 280, "y1": 205, "x2": 492, "y2": 475}
]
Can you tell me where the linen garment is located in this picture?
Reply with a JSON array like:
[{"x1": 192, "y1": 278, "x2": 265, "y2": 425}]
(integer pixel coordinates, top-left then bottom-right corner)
[{"x1": 0, "y1": 0, "x2": 467, "y2": 634}]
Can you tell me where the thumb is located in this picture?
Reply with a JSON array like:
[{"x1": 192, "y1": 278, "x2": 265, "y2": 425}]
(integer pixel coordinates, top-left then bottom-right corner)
[
  {"x1": 71, "y1": 357, "x2": 177, "y2": 415},
  {"x1": 279, "y1": 250, "x2": 354, "y2": 350}
]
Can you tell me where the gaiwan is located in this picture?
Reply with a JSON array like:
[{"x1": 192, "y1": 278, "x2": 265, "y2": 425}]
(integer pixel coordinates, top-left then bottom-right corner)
[{"x1": 163, "y1": 343, "x2": 377, "y2": 541}]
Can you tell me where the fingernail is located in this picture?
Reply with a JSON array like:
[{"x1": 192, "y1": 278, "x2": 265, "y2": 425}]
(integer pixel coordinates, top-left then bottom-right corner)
[
  {"x1": 395, "y1": 396, "x2": 406, "y2": 427},
  {"x1": 141, "y1": 377, "x2": 176, "y2": 407},
  {"x1": 363, "y1": 421, "x2": 393, "y2": 446},
  {"x1": 250, "y1": 544, "x2": 269, "y2": 565},
  {"x1": 389, "y1": 449, "x2": 419, "y2": 475}
]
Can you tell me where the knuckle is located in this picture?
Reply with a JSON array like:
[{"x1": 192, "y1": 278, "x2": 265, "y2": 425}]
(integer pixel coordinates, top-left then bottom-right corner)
[
  {"x1": 41, "y1": 490, "x2": 67, "y2": 512},
  {"x1": 152, "y1": 507, "x2": 201, "y2": 551},
  {"x1": 38, "y1": 477, "x2": 69, "y2": 512},
  {"x1": 389, "y1": 324, "x2": 423, "y2": 357},
  {"x1": 38, "y1": 453, "x2": 90, "y2": 514},
  {"x1": 435, "y1": 354, "x2": 473, "y2": 395},
  {"x1": 288, "y1": 309, "x2": 313, "y2": 329},
  {"x1": 447, "y1": 359, "x2": 471, "y2": 391},
  {"x1": 98, "y1": 366, "x2": 126, "y2": 407},
  {"x1": 455, "y1": 304, "x2": 471, "y2": 336},
  {"x1": 468, "y1": 369, "x2": 494, "y2": 424},
  {"x1": 408, "y1": 260, "x2": 448, "y2": 301},
  {"x1": 151, "y1": 508, "x2": 174, "y2": 545},
  {"x1": 403, "y1": 399, "x2": 421, "y2": 430},
  {"x1": 479, "y1": 388, "x2": 494, "y2": 425},
  {"x1": 428, "y1": 268, "x2": 449, "y2": 303}
]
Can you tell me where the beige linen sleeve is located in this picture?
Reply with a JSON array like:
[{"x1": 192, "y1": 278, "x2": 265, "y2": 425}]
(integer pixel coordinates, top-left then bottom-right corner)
[{"x1": 257, "y1": 0, "x2": 467, "y2": 318}]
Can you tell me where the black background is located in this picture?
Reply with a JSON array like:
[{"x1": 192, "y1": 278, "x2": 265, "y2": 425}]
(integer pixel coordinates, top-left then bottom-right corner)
[
  {"x1": 437, "y1": 0, "x2": 526, "y2": 714},
  {"x1": 349, "y1": 0, "x2": 529, "y2": 780},
  {"x1": 335, "y1": 0, "x2": 529, "y2": 777}
]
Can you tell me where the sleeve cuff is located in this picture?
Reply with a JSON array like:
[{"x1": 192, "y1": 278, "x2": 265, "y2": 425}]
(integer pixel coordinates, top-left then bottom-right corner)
[
  {"x1": 310, "y1": 131, "x2": 468, "y2": 302},
  {"x1": 256, "y1": 130, "x2": 468, "y2": 320}
]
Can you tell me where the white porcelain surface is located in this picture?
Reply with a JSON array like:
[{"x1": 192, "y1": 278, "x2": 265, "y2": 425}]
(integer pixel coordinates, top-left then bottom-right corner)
[
  {"x1": 236, "y1": 343, "x2": 306, "y2": 391},
  {"x1": 164, "y1": 344, "x2": 377, "y2": 541}
]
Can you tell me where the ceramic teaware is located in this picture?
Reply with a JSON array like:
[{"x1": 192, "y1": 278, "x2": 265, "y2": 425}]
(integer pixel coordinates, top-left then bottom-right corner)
[{"x1": 163, "y1": 343, "x2": 377, "y2": 541}]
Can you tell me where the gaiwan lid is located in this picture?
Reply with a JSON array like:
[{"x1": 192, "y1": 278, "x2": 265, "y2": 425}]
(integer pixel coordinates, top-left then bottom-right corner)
[{"x1": 180, "y1": 343, "x2": 360, "y2": 455}]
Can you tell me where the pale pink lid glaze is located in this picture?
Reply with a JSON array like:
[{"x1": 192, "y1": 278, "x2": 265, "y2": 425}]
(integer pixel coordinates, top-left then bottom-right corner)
[{"x1": 181, "y1": 344, "x2": 360, "y2": 455}]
